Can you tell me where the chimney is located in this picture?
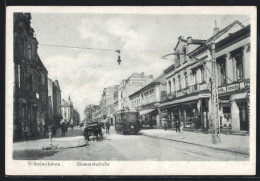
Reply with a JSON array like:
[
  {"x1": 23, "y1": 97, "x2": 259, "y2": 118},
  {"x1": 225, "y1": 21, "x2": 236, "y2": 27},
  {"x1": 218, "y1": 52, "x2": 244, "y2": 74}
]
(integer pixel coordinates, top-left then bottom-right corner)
[
  {"x1": 186, "y1": 37, "x2": 192, "y2": 54},
  {"x1": 141, "y1": 72, "x2": 144, "y2": 76},
  {"x1": 213, "y1": 20, "x2": 219, "y2": 35},
  {"x1": 149, "y1": 75, "x2": 153, "y2": 79}
]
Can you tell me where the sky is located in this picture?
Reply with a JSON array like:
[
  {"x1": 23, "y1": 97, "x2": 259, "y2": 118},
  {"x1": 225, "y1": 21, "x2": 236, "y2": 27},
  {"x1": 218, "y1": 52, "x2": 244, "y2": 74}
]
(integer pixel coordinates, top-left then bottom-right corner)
[{"x1": 30, "y1": 13, "x2": 250, "y2": 120}]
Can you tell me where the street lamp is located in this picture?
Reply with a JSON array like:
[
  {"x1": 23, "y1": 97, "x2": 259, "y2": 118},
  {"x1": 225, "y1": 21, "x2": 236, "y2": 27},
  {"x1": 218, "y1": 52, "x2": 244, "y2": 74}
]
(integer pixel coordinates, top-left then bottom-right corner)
[{"x1": 116, "y1": 50, "x2": 121, "y2": 65}]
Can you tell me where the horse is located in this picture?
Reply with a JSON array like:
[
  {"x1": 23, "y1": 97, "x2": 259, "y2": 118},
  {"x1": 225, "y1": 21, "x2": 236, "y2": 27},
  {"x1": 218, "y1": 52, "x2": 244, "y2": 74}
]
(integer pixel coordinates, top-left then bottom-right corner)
[{"x1": 93, "y1": 122, "x2": 105, "y2": 142}]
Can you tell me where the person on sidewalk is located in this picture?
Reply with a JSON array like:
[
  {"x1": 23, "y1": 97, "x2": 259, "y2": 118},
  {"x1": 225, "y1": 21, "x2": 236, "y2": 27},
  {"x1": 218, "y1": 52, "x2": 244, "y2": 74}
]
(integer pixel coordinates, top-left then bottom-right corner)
[
  {"x1": 105, "y1": 121, "x2": 110, "y2": 134},
  {"x1": 176, "y1": 120, "x2": 180, "y2": 132},
  {"x1": 61, "y1": 122, "x2": 66, "y2": 136},
  {"x1": 180, "y1": 121, "x2": 184, "y2": 139},
  {"x1": 25, "y1": 126, "x2": 31, "y2": 141}
]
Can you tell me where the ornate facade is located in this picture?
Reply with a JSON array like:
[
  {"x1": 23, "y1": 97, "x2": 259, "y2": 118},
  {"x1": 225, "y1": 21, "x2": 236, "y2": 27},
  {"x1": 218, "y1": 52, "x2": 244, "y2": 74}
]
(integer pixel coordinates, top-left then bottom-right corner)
[{"x1": 13, "y1": 13, "x2": 48, "y2": 141}]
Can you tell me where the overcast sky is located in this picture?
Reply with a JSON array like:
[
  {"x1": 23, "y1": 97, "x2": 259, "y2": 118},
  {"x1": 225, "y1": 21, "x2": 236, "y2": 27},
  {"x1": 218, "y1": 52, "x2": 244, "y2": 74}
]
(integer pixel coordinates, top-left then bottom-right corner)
[{"x1": 30, "y1": 13, "x2": 250, "y2": 120}]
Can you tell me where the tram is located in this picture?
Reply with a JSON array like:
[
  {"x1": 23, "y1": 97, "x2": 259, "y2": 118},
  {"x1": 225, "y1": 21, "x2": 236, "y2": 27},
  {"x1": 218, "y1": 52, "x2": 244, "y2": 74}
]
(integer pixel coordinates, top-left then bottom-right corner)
[{"x1": 115, "y1": 109, "x2": 140, "y2": 135}]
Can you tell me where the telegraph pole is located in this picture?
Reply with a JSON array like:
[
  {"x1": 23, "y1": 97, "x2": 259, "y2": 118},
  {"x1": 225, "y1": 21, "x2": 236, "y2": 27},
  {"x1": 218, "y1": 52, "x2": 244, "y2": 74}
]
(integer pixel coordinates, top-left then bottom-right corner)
[{"x1": 210, "y1": 42, "x2": 221, "y2": 144}]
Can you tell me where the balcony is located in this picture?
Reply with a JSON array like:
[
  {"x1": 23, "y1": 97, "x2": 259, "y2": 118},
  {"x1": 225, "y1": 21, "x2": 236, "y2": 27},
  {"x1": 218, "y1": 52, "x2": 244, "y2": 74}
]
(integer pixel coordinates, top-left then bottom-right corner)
[
  {"x1": 161, "y1": 82, "x2": 211, "y2": 102},
  {"x1": 218, "y1": 79, "x2": 250, "y2": 94}
]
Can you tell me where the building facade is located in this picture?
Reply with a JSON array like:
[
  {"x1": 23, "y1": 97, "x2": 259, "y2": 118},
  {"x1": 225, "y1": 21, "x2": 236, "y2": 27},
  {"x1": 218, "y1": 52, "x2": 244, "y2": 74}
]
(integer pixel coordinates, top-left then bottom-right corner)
[
  {"x1": 13, "y1": 13, "x2": 49, "y2": 141},
  {"x1": 60, "y1": 97, "x2": 74, "y2": 125},
  {"x1": 47, "y1": 78, "x2": 62, "y2": 127},
  {"x1": 117, "y1": 72, "x2": 154, "y2": 112},
  {"x1": 100, "y1": 85, "x2": 119, "y2": 124},
  {"x1": 160, "y1": 21, "x2": 250, "y2": 133},
  {"x1": 129, "y1": 73, "x2": 166, "y2": 127}
]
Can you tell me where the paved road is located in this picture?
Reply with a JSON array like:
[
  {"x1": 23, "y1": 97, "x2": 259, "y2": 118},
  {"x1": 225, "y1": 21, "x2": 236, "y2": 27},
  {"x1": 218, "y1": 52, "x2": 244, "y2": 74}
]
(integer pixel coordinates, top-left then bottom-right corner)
[{"x1": 42, "y1": 128, "x2": 248, "y2": 161}]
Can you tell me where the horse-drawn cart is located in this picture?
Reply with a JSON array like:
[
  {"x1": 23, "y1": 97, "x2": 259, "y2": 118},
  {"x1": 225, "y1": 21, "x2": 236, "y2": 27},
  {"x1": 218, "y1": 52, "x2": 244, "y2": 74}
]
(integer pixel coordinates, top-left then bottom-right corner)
[{"x1": 82, "y1": 121, "x2": 104, "y2": 141}]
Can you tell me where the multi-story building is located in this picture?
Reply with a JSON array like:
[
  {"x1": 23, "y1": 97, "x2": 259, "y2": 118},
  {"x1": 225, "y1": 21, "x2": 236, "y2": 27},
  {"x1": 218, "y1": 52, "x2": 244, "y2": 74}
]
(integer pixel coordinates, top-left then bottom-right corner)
[
  {"x1": 84, "y1": 104, "x2": 101, "y2": 123},
  {"x1": 60, "y1": 97, "x2": 74, "y2": 125},
  {"x1": 100, "y1": 85, "x2": 119, "y2": 124},
  {"x1": 13, "y1": 13, "x2": 49, "y2": 141},
  {"x1": 160, "y1": 20, "x2": 250, "y2": 133},
  {"x1": 117, "y1": 72, "x2": 154, "y2": 112},
  {"x1": 47, "y1": 78, "x2": 62, "y2": 126},
  {"x1": 129, "y1": 73, "x2": 166, "y2": 127}
]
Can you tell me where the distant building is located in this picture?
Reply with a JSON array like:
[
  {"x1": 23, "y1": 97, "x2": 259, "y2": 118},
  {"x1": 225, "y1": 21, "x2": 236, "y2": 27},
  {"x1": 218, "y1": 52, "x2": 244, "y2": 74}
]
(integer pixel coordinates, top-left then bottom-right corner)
[
  {"x1": 84, "y1": 104, "x2": 101, "y2": 123},
  {"x1": 13, "y1": 13, "x2": 49, "y2": 141},
  {"x1": 100, "y1": 85, "x2": 119, "y2": 124},
  {"x1": 47, "y1": 78, "x2": 62, "y2": 126},
  {"x1": 161, "y1": 21, "x2": 250, "y2": 132},
  {"x1": 73, "y1": 109, "x2": 80, "y2": 126},
  {"x1": 129, "y1": 73, "x2": 166, "y2": 127},
  {"x1": 61, "y1": 97, "x2": 74, "y2": 125},
  {"x1": 117, "y1": 72, "x2": 154, "y2": 112}
]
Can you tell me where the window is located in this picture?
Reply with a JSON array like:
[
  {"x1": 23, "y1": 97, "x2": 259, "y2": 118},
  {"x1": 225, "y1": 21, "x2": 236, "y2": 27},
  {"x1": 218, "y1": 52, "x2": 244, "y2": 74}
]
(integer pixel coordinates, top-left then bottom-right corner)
[
  {"x1": 27, "y1": 44, "x2": 32, "y2": 60},
  {"x1": 168, "y1": 80, "x2": 172, "y2": 93},
  {"x1": 178, "y1": 75, "x2": 182, "y2": 90},
  {"x1": 235, "y1": 54, "x2": 243, "y2": 80},
  {"x1": 27, "y1": 74, "x2": 33, "y2": 91},
  {"x1": 183, "y1": 46, "x2": 187, "y2": 62},
  {"x1": 184, "y1": 72, "x2": 188, "y2": 88},
  {"x1": 41, "y1": 74, "x2": 45, "y2": 85},
  {"x1": 17, "y1": 64, "x2": 21, "y2": 88},
  {"x1": 176, "y1": 54, "x2": 180, "y2": 65},
  {"x1": 219, "y1": 61, "x2": 227, "y2": 85},
  {"x1": 173, "y1": 78, "x2": 176, "y2": 92},
  {"x1": 201, "y1": 67, "x2": 205, "y2": 82}
]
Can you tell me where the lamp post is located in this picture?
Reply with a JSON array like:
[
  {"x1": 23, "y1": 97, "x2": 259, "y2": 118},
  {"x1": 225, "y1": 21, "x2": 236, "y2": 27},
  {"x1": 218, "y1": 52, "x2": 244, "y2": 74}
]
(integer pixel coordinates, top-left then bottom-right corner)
[{"x1": 210, "y1": 42, "x2": 221, "y2": 144}]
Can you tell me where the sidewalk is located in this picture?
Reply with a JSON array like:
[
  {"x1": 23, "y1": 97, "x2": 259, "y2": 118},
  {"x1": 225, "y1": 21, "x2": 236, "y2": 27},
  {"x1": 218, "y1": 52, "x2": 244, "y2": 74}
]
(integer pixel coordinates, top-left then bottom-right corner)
[
  {"x1": 13, "y1": 135, "x2": 87, "y2": 151},
  {"x1": 141, "y1": 129, "x2": 249, "y2": 155}
]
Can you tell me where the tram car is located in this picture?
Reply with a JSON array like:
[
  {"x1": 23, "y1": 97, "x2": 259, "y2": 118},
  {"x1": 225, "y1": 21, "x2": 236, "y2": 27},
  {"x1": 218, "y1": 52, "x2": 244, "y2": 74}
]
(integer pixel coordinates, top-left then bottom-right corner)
[{"x1": 115, "y1": 109, "x2": 140, "y2": 135}]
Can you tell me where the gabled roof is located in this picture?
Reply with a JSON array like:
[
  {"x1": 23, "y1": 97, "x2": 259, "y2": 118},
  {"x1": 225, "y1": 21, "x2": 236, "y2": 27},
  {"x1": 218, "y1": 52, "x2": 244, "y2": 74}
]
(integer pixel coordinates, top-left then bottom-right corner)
[{"x1": 189, "y1": 20, "x2": 245, "y2": 58}]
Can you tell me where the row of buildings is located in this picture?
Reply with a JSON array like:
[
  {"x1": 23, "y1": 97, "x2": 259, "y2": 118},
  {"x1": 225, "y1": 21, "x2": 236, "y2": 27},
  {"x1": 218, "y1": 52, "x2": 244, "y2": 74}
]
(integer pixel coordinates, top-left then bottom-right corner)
[
  {"x1": 13, "y1": 13, "x2": 80, "y2": 141},
  {"x1": 86, "y1": 20, "x2": 250, "y2": 133}
]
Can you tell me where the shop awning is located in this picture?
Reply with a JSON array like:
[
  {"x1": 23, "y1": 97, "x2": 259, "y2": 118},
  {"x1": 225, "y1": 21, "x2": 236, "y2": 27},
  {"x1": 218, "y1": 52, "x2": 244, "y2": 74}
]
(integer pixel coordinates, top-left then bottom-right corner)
[
  {"x1": 139, "y1": 109, "x2": 155, "y2": 115},
  {"x1": 230, "y1": 92, "x2": 248, "y2": 101},
  {"x1": 160, "y1": 93, "x2": 210, "y2": 108}
]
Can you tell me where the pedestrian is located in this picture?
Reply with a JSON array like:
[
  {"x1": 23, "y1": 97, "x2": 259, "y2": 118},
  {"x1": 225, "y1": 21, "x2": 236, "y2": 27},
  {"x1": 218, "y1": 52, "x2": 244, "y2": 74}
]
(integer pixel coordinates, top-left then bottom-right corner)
[
  {"x1": 176, "y1": 120, "x2": 180, "y2": 132},
  {"x1": 180, "y1": 121, "x2": 184, "y2": 139},
  {"x1": 61, "y1": 122, "x2": 66, "y2": 136},
  {"x1": 25, "y1": 125, "x2": 31, "y2": 141},
  {"x1": 106, "y1": 121, "x2": 110, "y2": 134}
]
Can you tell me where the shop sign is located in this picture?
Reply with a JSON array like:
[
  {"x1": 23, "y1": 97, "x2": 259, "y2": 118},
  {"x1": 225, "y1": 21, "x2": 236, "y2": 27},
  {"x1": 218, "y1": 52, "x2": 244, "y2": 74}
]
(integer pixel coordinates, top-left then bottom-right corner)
[
  {"x1": 244, "y1": 81, "x2": 250, "y2": 88},
  {"x1": 176, "y1": 89, "x2": 187, "y2": 97},
  {"x1": 226, "y1": 83, "x2": 240, "y2": 92},
  {"x1": 219, "y1": 99, "x2": 230, "y2": 104},
  {"x1": 218, "y1": 86, "x2": 226, "y2": 93},
  {"x1": 130, "y1": 80, "x2": 145, "y2": 85}
]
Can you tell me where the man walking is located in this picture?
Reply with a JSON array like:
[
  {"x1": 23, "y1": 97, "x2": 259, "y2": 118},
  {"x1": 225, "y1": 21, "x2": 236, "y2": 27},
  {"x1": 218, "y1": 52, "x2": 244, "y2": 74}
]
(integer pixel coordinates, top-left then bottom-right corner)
[{"x1": 106, "y1": 121, "x2": 110, "y2": 134}]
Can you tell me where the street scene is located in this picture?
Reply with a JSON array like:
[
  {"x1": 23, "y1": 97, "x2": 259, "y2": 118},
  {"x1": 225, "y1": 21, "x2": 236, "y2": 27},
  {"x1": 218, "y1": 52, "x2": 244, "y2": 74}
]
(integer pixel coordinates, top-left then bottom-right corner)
[{"x1": 12, "y1": 12, "x2": 251, "y2": 161}]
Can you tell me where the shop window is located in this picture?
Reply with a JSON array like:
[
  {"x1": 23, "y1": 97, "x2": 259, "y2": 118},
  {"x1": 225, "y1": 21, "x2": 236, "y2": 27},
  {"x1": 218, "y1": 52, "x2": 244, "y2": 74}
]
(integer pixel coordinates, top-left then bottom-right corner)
[{"x1": 223, "y1": 107, "x2": 231, "y2": 113}]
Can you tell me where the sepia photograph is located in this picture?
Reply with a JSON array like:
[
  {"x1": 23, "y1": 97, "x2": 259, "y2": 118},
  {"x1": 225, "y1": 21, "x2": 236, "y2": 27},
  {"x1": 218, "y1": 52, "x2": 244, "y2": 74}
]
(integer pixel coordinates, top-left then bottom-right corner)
[{"x1": 5, "y1": 6, "x2": 256, "y2": 175}]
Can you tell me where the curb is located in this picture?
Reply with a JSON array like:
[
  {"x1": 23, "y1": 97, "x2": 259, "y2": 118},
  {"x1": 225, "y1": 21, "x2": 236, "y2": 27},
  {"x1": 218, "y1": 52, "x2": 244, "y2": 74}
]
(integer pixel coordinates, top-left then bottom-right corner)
[{"x1": 142, "y1": 134, "x2": 249, "y2": 156}]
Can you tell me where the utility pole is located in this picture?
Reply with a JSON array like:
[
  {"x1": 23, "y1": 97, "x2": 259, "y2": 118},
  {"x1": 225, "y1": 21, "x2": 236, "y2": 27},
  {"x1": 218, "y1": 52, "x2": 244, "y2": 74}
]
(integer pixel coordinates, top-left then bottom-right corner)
[{"x1": 210, "y1": 42, "x2": 221, "y2": 144}]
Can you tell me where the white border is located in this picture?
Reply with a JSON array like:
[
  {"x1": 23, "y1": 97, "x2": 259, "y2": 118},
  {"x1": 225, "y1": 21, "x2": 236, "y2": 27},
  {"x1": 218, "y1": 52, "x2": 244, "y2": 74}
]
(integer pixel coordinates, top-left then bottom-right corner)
[{"x1": 5, "y1": 6, "x2": 257, "y2": 176}]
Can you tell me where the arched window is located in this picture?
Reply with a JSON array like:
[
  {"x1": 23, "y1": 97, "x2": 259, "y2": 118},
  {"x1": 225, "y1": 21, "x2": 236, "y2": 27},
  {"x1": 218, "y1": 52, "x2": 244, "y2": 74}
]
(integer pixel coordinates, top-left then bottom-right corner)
[{"x1": 168, "y1": 80, "x2": 172, "y2": 93}]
